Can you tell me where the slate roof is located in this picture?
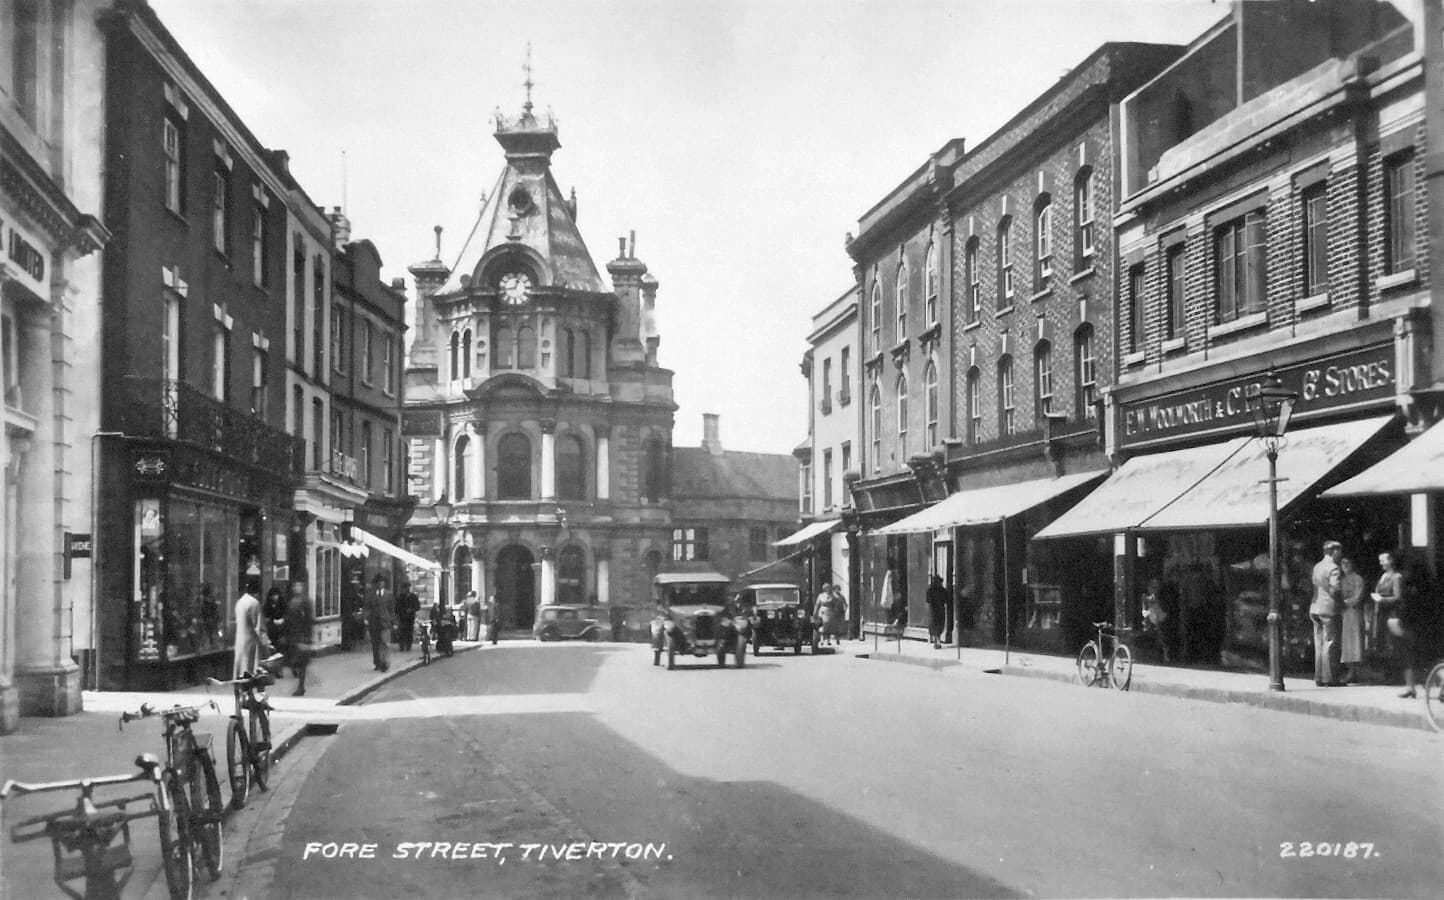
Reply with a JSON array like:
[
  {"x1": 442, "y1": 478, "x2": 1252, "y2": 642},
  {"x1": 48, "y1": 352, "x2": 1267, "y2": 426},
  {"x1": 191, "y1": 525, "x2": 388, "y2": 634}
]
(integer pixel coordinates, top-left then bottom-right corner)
[{"x1": 672, "y1": 448, "x2": 798, "y2": 501}]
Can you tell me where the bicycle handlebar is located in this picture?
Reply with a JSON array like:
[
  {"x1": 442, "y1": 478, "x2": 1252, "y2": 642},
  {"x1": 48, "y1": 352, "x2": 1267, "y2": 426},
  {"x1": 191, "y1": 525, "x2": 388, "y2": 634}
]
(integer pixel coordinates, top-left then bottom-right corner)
[
  {"x1": 206, "y1": 670, "x2": 275, "y2": 690},
  {"x1": 118, "y1": 699, "x2": 219, "y2": 729},
  {"x1": 1, "y1": 755, "x2": 161, "y2": 801}
]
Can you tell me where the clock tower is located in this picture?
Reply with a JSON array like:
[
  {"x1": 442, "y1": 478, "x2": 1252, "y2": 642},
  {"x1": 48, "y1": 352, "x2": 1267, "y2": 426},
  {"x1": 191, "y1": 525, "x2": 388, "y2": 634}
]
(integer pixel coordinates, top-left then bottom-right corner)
[{"x1": 403, "y1": 75, "x2": 675, "y2": 635}]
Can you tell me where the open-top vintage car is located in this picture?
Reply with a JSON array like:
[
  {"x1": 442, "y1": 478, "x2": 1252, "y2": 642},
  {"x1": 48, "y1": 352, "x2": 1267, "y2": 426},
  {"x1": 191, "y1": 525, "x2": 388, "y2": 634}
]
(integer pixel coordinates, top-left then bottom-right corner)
[
  {"x1": 533, "y1": 604, "x2": 605, "y2": 642},
  {"x1": 650, "y1": 572, "x2": 752, "y2": 669},
  {"x1": 734, "y1": 583, "x2": 817, "y2": 655}
]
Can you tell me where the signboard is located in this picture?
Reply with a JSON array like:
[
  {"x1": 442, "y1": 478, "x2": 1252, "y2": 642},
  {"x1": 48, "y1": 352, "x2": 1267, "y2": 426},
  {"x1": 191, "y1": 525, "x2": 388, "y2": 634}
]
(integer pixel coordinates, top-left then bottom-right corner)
[
  {"x1": 1119, "y1": 344, "x2": 1395, "y2": 448},
  {"x1": 401, "y1": 409, "x2": 443, "y2": 436},
  {"x1": 63, "y1": 532, "x2": 92, "y2": 579}
]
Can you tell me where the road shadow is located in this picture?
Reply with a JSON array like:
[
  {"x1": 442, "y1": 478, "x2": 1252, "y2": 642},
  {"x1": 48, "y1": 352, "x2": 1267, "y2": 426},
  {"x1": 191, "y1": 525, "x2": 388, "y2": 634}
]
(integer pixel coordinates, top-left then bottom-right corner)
[{"x1": 374, "y1": 644, "x2": 625, "y2": 697}]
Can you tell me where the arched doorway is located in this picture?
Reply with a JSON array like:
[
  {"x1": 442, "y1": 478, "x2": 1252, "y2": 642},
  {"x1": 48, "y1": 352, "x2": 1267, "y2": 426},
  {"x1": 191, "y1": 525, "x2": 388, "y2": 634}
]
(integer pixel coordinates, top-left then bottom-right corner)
[
  {"x1": 453, "y1": 545, "x2": 473, "y2": 600},
  {"x1": 495, "y1": 545, "x2": 536, "y2": 629}
]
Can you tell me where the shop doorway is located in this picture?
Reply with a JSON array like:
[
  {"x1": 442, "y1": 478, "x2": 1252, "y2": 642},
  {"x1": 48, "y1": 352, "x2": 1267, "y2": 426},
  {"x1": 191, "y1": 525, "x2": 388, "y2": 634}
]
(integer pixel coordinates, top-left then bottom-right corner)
[
  {"x1": 495, "y1": 545, "x2": 536, "y2": 629},
  {"x1": 453, "y1": 545, "x2": 474, "y2": 600}
]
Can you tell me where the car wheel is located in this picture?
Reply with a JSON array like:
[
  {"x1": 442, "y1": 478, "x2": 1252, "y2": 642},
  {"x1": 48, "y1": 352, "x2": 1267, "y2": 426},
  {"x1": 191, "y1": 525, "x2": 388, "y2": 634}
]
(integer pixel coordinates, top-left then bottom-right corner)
[
  {"x1": 735, "y1": 635, "x2": 748, "y2": 668},
  {"x1": 586, "y1": 629, "x2": 600, "y2": 642}
]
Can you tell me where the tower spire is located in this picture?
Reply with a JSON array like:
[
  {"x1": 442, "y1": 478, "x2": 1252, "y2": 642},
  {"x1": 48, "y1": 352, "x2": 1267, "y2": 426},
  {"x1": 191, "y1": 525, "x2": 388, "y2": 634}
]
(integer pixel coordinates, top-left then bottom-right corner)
[{"x1": 522, "y1": 43, "x2": 534, "y2": 116}]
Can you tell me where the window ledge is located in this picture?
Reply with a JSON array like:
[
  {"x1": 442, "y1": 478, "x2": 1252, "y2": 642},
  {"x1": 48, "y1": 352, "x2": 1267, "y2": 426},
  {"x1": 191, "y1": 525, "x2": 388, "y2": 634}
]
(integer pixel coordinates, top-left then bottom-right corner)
[
  {"x1": 1069, "y1": 267, "x2": 1096, "y2": 285},
  {"x1": 1296, "y1": 292, "x2": 1331, "y2": 313},
  {"x1": 1207, "y1": 310, "x2": 1268, "y2": 340},
  {"x1": 1161, "y1": 336, "x2": 1187, "y2": 355},
  {"x1": 962, "y1": 320, "x2": 982, "y2": 333},
  {"x1": 1376, "y1": 269, "x2": 1417, "y2": 292},
  {"x1": 1123, "y1": 350, "x2": 1147, "y2": 367},
  {"x1": 995, "y1": 305, "x2": 1015, "y2": 318},
  {"x1": 1030, "y1": 287, "x2": 1052, "y2": 303}
]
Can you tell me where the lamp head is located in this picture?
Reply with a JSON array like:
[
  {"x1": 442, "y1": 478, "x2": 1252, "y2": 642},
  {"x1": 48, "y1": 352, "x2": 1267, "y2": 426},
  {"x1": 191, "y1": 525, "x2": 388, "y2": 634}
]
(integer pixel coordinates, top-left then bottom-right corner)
[
  {"x1": 1245, "y1": 373, "x2": 1299, "y2": 438},
  {"x1": 432, "y1": 493, "x2": 453, "y2": 524}
]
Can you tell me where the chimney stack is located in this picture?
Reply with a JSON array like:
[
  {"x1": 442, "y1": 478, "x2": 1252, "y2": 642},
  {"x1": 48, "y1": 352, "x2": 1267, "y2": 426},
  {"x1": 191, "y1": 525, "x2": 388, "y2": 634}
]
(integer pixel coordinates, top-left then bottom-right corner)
[
  {"x1": 702, "y1": 413, "x2": 722, "y2": 456},
  {"x1": 328, "y1": 206, "x2": 352, "y2": 248}
]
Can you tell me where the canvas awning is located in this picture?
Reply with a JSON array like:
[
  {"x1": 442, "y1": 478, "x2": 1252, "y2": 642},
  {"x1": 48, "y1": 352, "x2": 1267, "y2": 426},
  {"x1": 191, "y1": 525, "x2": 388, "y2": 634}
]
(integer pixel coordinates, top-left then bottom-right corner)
[
  {"x1": 351, "y1": 525, "x2": 442, "y2": 572},
  {"x1": 1324, "y1": 418, "x2": 1444, "y2": 496},
  {"x1": 1035, "y1": 416, "x2": 1393, "y2": 538},
  {"x1": 773, "y1": 519, "x2": 839, "y2": 547},
  {"x1": 739, "y1": 546, "x2": 809, "y2": 579},
  {"x1": 873, "y1": 470, "x2": 1107, "y2": 535}
]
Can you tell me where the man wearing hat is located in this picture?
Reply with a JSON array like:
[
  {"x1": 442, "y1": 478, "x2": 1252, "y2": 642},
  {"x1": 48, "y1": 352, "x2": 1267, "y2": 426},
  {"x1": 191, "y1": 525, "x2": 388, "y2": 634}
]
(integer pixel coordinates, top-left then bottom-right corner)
[
  {"x1": 365, "y1": 574, "x2": 394, "y2": 673},
  {"x1": 1310, "y1": 540, "x2": 1344, "y2": 686}
]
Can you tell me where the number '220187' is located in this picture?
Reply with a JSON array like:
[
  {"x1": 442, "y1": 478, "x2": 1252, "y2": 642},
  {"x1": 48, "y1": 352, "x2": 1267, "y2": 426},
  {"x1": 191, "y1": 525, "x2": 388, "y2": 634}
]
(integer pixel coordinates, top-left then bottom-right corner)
[{"x1": 1280, "y1": 842, "x2": 1377, "y2": 859}]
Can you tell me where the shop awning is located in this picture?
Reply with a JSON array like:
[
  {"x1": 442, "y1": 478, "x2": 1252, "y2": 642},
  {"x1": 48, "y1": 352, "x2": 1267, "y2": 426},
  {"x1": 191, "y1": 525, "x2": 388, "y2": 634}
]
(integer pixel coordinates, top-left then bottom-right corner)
[
  {"x1": 873, "y1": 470, "x2": 1108, "y2": 535},
  {"x1": 1324, "y1": 418, "x2": 1444, "y2": 496},
  {"x1": 1035, "y1": 416, "x2": 1392, "y2": 538},
  {"x1": 773, "y1": 519, "x2": 839, "y2": 547},
  {"x1": 350, "y1": 526, "x2": 442, "y2": 572},
  {"x1": 739, "y1": 546, "x2": 809, "y2": 578}
]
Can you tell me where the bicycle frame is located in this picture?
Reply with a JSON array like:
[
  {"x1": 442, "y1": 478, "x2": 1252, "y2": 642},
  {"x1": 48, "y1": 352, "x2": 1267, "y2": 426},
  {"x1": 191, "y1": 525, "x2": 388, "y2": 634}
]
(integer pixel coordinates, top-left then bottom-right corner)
[{"x1": 2, "y1": 756, "x2": 166, "y2": 900}]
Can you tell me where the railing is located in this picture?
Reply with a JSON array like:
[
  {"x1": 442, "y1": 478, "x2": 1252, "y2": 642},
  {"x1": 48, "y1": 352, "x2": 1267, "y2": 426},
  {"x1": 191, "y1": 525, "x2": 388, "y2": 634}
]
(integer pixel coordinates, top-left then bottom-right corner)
[
  {"x1": 122, "y1": 377, "x2": 304, "y2": 479},
  {"x1": 329, "y1": 449, "x2": 359, "y2": 482}
]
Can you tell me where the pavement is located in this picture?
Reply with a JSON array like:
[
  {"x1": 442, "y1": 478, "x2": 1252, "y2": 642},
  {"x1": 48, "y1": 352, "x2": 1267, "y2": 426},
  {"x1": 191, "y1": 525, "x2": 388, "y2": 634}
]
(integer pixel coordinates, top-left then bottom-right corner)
[{"x1": 1, "y1": 633, "x2": 1437, "y2": 897}]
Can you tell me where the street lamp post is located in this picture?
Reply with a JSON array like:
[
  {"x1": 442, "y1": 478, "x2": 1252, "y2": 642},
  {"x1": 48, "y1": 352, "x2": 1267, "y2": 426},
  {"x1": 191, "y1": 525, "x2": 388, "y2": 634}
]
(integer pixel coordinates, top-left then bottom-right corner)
[
  {"x1": 433, "y1": 494, "x2": 453, "y2": 608},
  {"x1": 1246, "y1": 373, "x2": 1298, "y2": 693}
]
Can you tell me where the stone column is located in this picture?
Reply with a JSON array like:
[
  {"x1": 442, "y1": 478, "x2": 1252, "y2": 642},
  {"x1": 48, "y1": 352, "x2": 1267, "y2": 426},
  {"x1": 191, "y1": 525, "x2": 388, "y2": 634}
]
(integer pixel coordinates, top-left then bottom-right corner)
[
  {"x1": 471, "y1": 419, "x2": 486, "y2": 498},
  {"x1": 595, "y1": 425, "x2": 610, "y2": 501},
  {"x1": 1, "y1": 432, "x2": 29, "y2": 733},
  {"x1": 539, "y1": 546, "x2": 556, "y2": 607},
  {"x1": 595, "y1": 548, "x2": 611, "y2": 607},
  {"x1": 14, "y1": 311, "x2": 80, "y2": 717},
  {"x1": 540, "y1": 419, "x2": 556, "y2": 500},
  {"x1": 472, "y1": 546, "x2": 487, "y2": 600}
]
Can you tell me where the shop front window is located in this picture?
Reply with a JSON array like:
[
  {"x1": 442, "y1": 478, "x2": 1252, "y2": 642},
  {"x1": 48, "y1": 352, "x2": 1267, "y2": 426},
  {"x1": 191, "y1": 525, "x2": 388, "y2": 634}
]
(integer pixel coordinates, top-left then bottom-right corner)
[{"x1": 151, "y1": 497, "x2": 239, "y2": 660}]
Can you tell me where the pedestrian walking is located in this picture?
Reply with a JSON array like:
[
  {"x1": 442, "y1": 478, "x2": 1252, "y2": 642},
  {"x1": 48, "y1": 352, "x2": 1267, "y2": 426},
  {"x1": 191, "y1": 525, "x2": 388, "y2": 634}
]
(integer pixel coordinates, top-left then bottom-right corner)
[
  {"x1": 926, "y1": 575, "x2": 949, "y2": 649},
  {"x1": 431, "y1": 598, "x2": 457, "y2": 657},
  {"x1": 233, "y1": 576, "x2": 264, "y2": 678},
  {"x1": 284, "y1": 581, "x2": 316, "y2": 696},
  {"x1": 816, "y1": 584, "x2": 838, "y2": 646},
  {"x1": 395, "y1": 581, "x2": 420, "y2": 652},
  {"x1": 1310, "y1": 540, "x2": 1344, "y2": 686},
  {"x1": 1381, "y1": 550, "x2": 1424, "y2": 699},
  {"x1": 825, "y1": 585, "x2": 848, "y2": 645},
  {"x1": 483, "y1": 594, "x2": 499, "y2": 644},
  {"x1": 464, "y1": 591, "x2": 481, "y2": 642},
  {"x1": 365, "y1": 574, "x2": 394, "y2": 672},
  {"x1": 1339, "y1": 557, "x2": 1366, "y2": 683}
]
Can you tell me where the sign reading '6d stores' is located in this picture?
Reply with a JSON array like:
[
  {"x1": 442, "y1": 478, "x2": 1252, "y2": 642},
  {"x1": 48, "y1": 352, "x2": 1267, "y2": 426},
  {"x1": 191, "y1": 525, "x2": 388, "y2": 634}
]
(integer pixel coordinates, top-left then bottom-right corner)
[{"x1": 1120, "y1": 344, "x2": 1395, "y2": 448}]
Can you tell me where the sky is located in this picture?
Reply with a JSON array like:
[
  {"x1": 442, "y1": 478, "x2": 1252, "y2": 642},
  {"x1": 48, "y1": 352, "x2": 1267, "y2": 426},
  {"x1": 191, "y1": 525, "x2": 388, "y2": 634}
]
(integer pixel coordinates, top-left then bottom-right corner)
[{"x1": 148, "y1": 0, "x2": 1231, "y2": 453}]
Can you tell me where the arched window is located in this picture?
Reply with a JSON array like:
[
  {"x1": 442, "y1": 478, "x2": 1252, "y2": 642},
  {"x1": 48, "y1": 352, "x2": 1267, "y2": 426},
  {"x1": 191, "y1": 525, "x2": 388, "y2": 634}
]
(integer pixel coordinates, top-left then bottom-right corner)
[
  {"x1": 896, "y1": 374, "x2": 909, "y2": 460},
  {"x1": 454, "y1": 434, "x2": 470, "y2": 499},
  {"x1": 924, "y1": 240, "x2": 938, "y2": 324},
  {"x1": 561, "y1": 329, "x2": 575, "y2": 378},
  {"x1": 998, "y1": 355, "x2": 1016, "y2": 436},
  {"x1": 461, "y1": 329, "x2": 472, "y2": 378},
  {"x1": 557, "y1": 545, "x2": 586, "y2": 605},
  {"x1": 869, "y1": 282, "x2": 881, "y2": 353},
  {"x1": 1034, "y1": 341, "x2": 1054, "y2": 422},
  {"x1": 517, "y1": 325, "x2": 537, "y2": 369},
  {"x1": 923, "y1": 360, "x2": 939, "y2": 448},
  {"x1": 448, "y1": 331, "x2": 460, "y2": 380},
  {"x1": 1035, "y1": 195, "x2": 1053, "y2": 288},
  {"x1": 894, "y1": 263, "x2": 908, "y2": 343},
  {"x1": 869, "y1": 384, "x2": 882, "y2": 473},
  {"x1": 453, "y1": 545, "x2": 473, "y2": 600},
  {"x1": 964, "y1": 237, "x2": 981, "y2": 323},
  {"x1": 1075, "y1": 324, "x2": 1097, "y2": 420},
  {"x1": 998, "y1": 216, "x2": 1015, "y2": 305},
  {"x1": 497, "y1": 432, "x2": 531, "y2": 499},
  {"x1": 965, "y1": 367, "x2": 981, "y2": 445},
  {"x1": 494, "y1": 322, "x2": 513, "y2": 368},
  {"x1": 643, "y1": 437, "x2": 669, "y2": 502},
  {"x1": 1075, "y1": 168, "x2": 1095, "y2": 264},
  {"x1": 556, "y1": 433, "x2": 585, "y2": 500}
]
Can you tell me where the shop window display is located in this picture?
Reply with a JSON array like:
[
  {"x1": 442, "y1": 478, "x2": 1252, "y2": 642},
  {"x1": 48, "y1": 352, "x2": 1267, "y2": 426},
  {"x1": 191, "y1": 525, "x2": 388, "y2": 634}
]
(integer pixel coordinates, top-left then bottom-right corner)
[{"x1": 163, "y1": 498, "x2": 238, "y2": 659}]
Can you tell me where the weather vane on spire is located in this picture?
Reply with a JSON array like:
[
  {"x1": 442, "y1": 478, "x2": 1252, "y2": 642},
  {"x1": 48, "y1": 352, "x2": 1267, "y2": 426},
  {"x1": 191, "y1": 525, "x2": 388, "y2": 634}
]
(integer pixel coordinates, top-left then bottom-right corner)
[{"x1": 522, "y1": 42, "x2": 534, "y2": 116}]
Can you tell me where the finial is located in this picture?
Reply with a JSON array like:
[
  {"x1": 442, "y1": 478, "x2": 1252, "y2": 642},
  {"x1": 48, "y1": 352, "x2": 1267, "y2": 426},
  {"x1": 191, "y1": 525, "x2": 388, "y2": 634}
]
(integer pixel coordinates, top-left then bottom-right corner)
[
  {"x1": 522, "y1": 43, "x2": 534, "y2": 115},
  {"x1": 433, "y1": 225, "x2": 443, "y2": 260}
]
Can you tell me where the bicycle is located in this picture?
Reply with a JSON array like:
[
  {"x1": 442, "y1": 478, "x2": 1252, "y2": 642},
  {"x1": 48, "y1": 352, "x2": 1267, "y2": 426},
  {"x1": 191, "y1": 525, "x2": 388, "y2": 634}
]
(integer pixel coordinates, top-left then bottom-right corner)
[
  {"x1": 206, "y1": 671, "x2": 274, "y2": 810},
  {"x1": 119, "y1": 701, "x2": 224, "y2": 887},
  {"x1": 1076, "y1": 620, "x2": 1133, "y2": 691},
  {"x1": 1, "y1": 753, "x2": 190, "y2": 900},
  {"x1": 417, "y1": 620, "x2": 432, "y2": 666},
  {"x1": 1424, "y1": 659, "x2": 1444, "y2": 733}
]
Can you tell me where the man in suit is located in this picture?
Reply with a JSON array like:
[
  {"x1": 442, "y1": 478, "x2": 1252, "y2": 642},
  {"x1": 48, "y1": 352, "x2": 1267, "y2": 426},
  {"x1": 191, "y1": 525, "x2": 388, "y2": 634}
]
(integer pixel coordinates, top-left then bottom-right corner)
[
  {"x1": 1311, "y1": 540, "x2": 1344, "y2": 686},
  {"x1": 365, "y1": 574, "x2": 394, "y2": 673}
]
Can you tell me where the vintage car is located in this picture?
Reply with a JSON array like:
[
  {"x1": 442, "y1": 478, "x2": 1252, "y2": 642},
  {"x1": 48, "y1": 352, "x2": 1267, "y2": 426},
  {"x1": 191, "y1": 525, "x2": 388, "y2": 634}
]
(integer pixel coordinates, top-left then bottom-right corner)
[
  {"x1": 649, "y1": 573, "x2": 752, "y2": 669},
  {"x1": 533, "y1": 604, "x2": 606, "y2": 641},
  {"x1": 734, "y1": 583, "x2": 817, "y2": 655}
]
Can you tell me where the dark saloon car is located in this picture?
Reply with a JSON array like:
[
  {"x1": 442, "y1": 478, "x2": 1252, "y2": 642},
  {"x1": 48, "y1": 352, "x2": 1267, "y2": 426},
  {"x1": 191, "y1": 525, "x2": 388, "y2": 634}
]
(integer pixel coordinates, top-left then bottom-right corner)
[
  {"x1": 649, "y1": 573, "x2": 752, "y2": 669},
  {"x1": 735, "y1": 583, "x2": 816, "y2": 654},
  {"x1": 533, "y1": 604, "x2": 605, "y2": 641}
]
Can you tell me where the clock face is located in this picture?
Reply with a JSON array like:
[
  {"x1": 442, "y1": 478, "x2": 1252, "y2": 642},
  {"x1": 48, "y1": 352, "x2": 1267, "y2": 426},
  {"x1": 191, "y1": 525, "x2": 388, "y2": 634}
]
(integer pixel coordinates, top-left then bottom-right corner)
[{"x1": 498, "y1": 272, "x2": 532, "y2": 306}]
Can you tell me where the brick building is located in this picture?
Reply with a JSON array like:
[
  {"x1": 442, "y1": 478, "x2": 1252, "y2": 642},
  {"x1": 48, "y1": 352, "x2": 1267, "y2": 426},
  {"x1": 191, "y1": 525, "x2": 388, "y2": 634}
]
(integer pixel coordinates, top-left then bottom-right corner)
[
  {"x1": 1038, "y1": 0, "x2": 1437, "y2": 673},
  {"x1": 402, "y1": 92, "x2": 676, "y2": 632}
]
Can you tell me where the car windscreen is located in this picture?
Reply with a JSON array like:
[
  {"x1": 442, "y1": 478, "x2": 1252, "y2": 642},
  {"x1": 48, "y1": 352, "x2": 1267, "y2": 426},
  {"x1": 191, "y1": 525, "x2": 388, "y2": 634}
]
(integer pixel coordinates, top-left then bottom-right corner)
[
  {"x1": 754, "y1": 587, "x2": 799, "y2": 605},
  {"x1": 662, "y1": 584, "x2": 728, "y2": 606}
]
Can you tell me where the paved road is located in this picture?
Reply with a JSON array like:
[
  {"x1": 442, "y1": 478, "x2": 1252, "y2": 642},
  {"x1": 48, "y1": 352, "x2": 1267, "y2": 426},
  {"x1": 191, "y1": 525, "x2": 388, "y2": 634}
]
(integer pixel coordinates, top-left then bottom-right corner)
[{"x1": 257, "y1": 642, "x2": 1442, "y2": 899}]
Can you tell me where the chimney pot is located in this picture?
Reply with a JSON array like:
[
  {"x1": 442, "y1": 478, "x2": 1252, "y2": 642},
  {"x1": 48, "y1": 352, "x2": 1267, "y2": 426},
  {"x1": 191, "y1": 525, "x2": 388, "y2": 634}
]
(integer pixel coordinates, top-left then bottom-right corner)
[{"x1": 702, "y1": 413, "x2": 722, "y2": 455}]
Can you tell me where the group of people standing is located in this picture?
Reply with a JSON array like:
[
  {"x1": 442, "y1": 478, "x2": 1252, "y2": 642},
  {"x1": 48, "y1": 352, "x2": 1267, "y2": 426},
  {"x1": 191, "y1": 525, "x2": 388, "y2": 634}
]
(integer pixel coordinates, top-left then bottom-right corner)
[
  {"x1": 1311, "y1": 542, "x2": 1430, "y2": 697},
  {"x1": 812, "y1": 584, "x2": 848, "y2": 646},
  {"x1": 233, "y1": 577, "x2": 315, "y2": 696}
]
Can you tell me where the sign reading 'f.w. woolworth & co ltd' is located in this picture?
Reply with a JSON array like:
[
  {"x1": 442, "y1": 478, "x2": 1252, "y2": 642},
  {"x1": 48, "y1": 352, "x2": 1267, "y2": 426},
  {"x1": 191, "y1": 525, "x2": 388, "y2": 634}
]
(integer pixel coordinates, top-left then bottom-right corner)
[{"x1": 1119, "y1": 344, "x2": 1395, "y2": 449}]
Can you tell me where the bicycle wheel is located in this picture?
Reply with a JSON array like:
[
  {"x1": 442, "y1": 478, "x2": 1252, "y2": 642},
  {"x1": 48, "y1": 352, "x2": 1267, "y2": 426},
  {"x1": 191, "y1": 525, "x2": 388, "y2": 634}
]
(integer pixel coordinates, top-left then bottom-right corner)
[
  {"x1": 1424, "y1": 661, "x2": 1444, "y2": 733},
  {"x1": 1076, "y1": 641, "x2": 1101, "y2": 686},
  {"x1": 159, "y1": 772, "x2": 195, "y2": 900},
  {"x1": 189, "y1": 752, "x2": 225, "y2": 879},
  {"x1": 1108, "y1": 644, "x2": 1133, "y2": 691},
  {"x1": 249, "y1": 706, "x2": 272, "y2": 792},
  {"x1": 226, "y1": 716, "x2": 250, "y2": 810}
]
